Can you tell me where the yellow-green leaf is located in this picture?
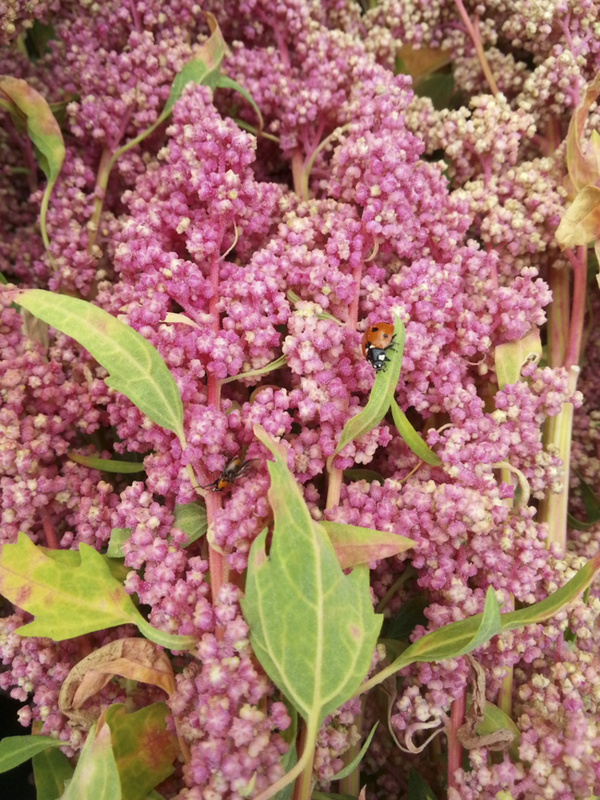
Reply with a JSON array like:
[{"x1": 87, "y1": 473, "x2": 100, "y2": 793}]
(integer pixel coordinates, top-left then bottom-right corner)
[
  {"x1": 319, "y1": 521, "x2": 413, "y2": 569},
  {"x1": 61, "y1": 718, "x2": 121, "y2": 800},
  {"x1": 390, "y1": 398, "x2": 441, "y2": 466},
  {"x1": 33, "y1": 746, "x2": 73, "y2": 800},
  {"x1": 494, "y1": 328, "x2": 542, "y2": 389},
  {"x1": 334, "y1": 316, "x2": 405, "y2": 457},
  {"x1": 0, "y1": 77, "x2": 65, "y2": 254},
  {"x1": 68, "y1": 453, "x2": 145, "y2": 473},
  {"x1": 555, "y1": 185, "x2": 600, "y2": 249},
  {"x1": 0, "y1": 534, "x2": 196, "y2": 650},
  {"x1": 17, "y1": 290, "x2": 185, "y2": 445}
]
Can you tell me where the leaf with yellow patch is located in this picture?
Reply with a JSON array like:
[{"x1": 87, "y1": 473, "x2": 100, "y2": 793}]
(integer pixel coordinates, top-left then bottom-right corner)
[{"x1": 556, "y1": 185, "x2": 600, "y2": 249}]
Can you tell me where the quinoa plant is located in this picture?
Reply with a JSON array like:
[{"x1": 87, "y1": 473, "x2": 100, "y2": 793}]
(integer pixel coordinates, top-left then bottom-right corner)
[{"x1": 1, "y1": 2, "x2": 600, "y2": 799}]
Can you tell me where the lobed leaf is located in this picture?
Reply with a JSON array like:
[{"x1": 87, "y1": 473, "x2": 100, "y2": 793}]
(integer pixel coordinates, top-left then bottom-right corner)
[
  {"x1": 17, "y1": 290, "x2": 185, "y2": 445},
  {"x1": 68, "y1": 453, "x2": 145, "y2": 473},
  {"x1": 319, "y1": 521, "x2": 413, "y2": 569},
  {"x1": 33, "y1": 746, "x2": 73, "y2": 800},
  {"x1": 555, "y1": 184, "x2": 600, "y2": 249},
  {"x1": 494, "y1": 328, "x2": 542, "y2": 389},
  {"x1": 0, "y1": 77, "x2": 65, "y2": 253},
  {"x1": 0, "y1": 735, "x2": 64, "y2": 774},
  {"x1": 242, "y1": 426, "x2": 382, "y2": 728},
  {"x1": 0, "y1": 534, "x2": 196, "y2": 649},
  {"x1": 333, "y1": 316, "x2": 405, "y2": 457},
  {"x1": 390, "y1": 398, "x2": 441, "y2": 466}
]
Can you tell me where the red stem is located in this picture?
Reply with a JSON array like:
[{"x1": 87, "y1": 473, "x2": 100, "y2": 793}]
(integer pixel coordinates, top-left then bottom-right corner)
[
  {"x1": 447, "y1": 689, "x2": 466, "y2": 790},
  {"x1": 41, "y1": 513, "x2": 59, "y2": 549},
  {"x1": 453, "y1": 1, "x2": 499, "y2": 95}
]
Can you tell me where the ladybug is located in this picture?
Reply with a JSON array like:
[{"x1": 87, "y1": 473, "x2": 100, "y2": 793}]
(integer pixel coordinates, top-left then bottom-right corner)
[
  {"x1": 361, "y1": 322, "x2": 396, "y2": 372},
  {"x1": 201, "y1": 455, "x2": 250, "y2": 492}
]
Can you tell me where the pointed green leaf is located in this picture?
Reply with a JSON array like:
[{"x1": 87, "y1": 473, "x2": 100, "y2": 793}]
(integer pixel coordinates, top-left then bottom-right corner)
[
  {"x1": 329, "y1": 722, "x2": 378, "y2": 781},
  {"x1": 106, "y1": 528, "x2": 131, "y2": 559},
  {"x1": 104, "y1": 704, "x2": 178, "y2": 800},
  {"x1": 33, "y1": 745, "x2": 73, "y2": 800},
  {"x1": 62, "y1": 719, "x2": 121, "y2": 800},
  {"x1": 494, "y1": 329, "x2": 542, "y2": 389},
  {"x1": 161, "y1": 13, "x2": 225, "y2": 116},
  {"x1": 0, "y1": 77, "x2": 65, "y2": 253},
  {"x1": 390, "y1": 398, "x2": 441, "y2": 465},
  {"x1": 0, "y1": 534, "x2": 196, "y2": 649},
  {"x1": 334, "y1": 317, "x2": 405, "y2": 457},
  {"x1": 319, "y1": 521, "x2": 413, "y2": 569},
  {"x1": 217, "y1": 75, "x2": 264, "y2": 132},
  {"x1": 407, "y1": 768, "x2": 436, "y2": 800},
  {"x1": 360, "y1": 551, "x2": 600, "y2": 696},
  {"x1": 221, "y1": 355, "x2": 287, "y2": 384},
  {"x1": 500, "y1": 550, "x2": 600, "y2": 630},
  {"x1": 68, "y1": 453, "x2": 145, "y2": 473},
  {"x1": 242, "y1": 427, "x2": 382, "y2": 727},
  {"x1": 397, "y1": 587, "x2": 502, "y2": 665},
  {"x1": 16, "y1": 290, "x2": 185, "y2": 445},
  {"x1": 173, "y1": 501, "x2": 208, "y2": 546},
  {"x1": 0, "y1": 735, "x2": 64, "y2": 774}
]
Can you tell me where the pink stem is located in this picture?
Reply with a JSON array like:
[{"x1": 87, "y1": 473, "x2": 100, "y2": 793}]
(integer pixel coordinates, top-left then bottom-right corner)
[
  {"x1": 564, "y1": 246, "x2": 587, "y2": 370},
  {"x1": 447, "y1": 689, "x2": 466, "y2": 791},
  {"x1": 453, "y1": 1, "x2": 499, "y2": 95},
  {"x1": 41, "y1": 513, "x2": 59, "y2": 549}
]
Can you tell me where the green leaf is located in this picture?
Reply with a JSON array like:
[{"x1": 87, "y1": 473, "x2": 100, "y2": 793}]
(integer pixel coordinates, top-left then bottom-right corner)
[
  {"x1": 398, "y1": 586, "x2": 502, "y2": 665},
  {"x1": 273, "y1": 703, "x2": 297, "y2": 800},
  {"x1": 16, "y1": 290, "x2": 185, "y2": 445},
  {"x1": 33, "y1": 745, "x2": 73, "y2": 800},
  {"x1": 329, "y1": 722, "x2": 378, "y2": 781},
  {"x1": 567, "y1": 469, "x2": 600, "y2": 530},
  {"x1": 68, "y1": 453, "x2": 146, "y2": 473},
  {"x1": 333, "y1": 316, "x2": 405, "y2": 457},
  {"x1": 161, "y1": 14, "x2": 225, "y2": 115},
  {"x1": 319, "y1": 521, "x2": 413, "y2": 569},
  {"x1": 217, "y1": 75, "x2": 264, "y2": 133},
  {"x1": 242, "y1": 427, "x2": 382, "y2": 729},
  {"x1": 0, "y1": 534, "x2": 196, "y2": 650},
  {"x1": 0, "y1": 77, "x2": 65, "y2": 255},
  {"x1": 62, "y1": 719, "x2": 121, "y2": 800},
  {"x1": 494, "y1": 329, "x2": 542, "y2": 389},
  {"x1": 110, "y1": 13, "x2": 226, "y2": 167},
  {"x1": 407, "y1": 768, "x2": 436, "y2": 800},
  {"x1": 389, "y1": 399, "x2": 441, "y2": 466},
  {"x1": 382, "y1": 595, "x2": 428, "y2": 640},
  {"x1": 106, "y1": 528, "x2": 131, "y2": 559},
  {"x1": 360, "y1": 551, "x2": 600, "y2": 696},
  {"x1": 342, "y1": 469, "x2": 384, "y2": 484},
  {"x1": 414, "y1": 71, "x2": 454, "y2": 110},
  {"x1": 221, "y1": 355, "x2": 287, "y2": 384},
  {"x1": 476, "y1": 702, "x2": 520, "y2": 761},
  {"x1": 500, "y1": 550, "x2": 600, "y2": 630},
  {"x1": 312, "y1": 794, "x2": 356, "y2": 800},
  {"x1": 104, "y1": 704, "x2": 178, "y2": 800},
  {"x1": 173, "y1": 501, "x2": 208, "y2": 546},
  {"x1": 0, "y1": 735, "x2": 64, "y2": 774}
]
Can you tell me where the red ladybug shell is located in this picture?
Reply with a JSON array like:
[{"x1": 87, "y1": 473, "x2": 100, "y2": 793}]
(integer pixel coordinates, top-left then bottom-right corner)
[{"x1": 361, "y1": 322, "x2": 395, "y2": 357}]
